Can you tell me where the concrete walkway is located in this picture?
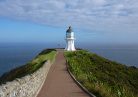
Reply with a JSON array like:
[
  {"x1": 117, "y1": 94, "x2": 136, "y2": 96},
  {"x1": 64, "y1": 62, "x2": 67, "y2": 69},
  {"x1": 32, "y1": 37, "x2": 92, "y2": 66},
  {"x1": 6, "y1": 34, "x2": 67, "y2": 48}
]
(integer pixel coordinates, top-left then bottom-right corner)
[{"x1": 37, "y1": 52, "x2": 90, "y2": 97}]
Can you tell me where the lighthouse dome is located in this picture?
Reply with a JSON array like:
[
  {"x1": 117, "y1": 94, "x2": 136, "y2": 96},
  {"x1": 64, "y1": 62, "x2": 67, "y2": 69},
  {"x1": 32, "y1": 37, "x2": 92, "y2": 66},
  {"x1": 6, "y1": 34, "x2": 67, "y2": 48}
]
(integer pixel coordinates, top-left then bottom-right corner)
[{"x1": 66, "y1": 26, "x2": 73, "y2": 32}]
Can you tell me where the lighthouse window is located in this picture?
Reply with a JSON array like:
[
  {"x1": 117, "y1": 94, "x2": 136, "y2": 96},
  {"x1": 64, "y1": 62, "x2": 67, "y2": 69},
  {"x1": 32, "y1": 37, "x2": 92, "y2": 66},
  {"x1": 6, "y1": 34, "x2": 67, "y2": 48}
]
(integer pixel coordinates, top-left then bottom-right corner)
[{"x1": 66, "y1": 33, "x2": 71, "y2": 38}]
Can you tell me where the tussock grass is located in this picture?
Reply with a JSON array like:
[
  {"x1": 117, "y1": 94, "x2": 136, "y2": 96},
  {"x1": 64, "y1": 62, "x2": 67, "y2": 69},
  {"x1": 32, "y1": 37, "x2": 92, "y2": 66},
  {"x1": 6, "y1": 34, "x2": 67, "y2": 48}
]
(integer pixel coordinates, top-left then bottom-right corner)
[{"x1": 64, "y1": 50, "x2": 138, "y2": 97}]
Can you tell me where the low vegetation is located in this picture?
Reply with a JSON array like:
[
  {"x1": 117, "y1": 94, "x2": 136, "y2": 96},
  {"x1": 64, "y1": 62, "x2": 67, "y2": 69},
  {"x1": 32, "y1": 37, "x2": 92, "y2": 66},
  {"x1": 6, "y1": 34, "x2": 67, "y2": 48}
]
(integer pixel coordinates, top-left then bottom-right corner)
[
  {"x1": 0, "y1": 49, "x2": 57, "y2": 85},
  {"x1": 64, "y1": 50, "x2": 138, "y2": 97}
]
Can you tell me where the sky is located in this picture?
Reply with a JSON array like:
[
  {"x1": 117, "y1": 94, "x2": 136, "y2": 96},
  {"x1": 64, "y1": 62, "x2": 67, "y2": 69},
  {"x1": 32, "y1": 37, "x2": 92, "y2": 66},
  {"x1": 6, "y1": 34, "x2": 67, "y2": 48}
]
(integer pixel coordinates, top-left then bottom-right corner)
[{"x1": 0, "y1": 0, "x2": 138, "y2": 45}]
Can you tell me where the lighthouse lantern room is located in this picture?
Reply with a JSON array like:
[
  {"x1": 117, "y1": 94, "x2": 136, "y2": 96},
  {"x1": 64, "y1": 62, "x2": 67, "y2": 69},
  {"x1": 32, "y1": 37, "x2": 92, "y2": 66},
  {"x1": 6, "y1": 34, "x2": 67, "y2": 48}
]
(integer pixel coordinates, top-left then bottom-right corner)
[{"x1": 65, "y1": 26, "x2": 76, "y2": 51}]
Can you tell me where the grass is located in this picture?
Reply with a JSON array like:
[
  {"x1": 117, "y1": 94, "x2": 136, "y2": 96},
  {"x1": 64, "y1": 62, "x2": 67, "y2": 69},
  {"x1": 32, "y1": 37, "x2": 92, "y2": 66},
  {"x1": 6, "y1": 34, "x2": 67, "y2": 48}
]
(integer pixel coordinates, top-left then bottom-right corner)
[
  {"x1": 64, "y1": 50, "x2": 138, "y2": 97},
  {"x1": 0, "y1": 49, "x2": 57, "y2": 85}
]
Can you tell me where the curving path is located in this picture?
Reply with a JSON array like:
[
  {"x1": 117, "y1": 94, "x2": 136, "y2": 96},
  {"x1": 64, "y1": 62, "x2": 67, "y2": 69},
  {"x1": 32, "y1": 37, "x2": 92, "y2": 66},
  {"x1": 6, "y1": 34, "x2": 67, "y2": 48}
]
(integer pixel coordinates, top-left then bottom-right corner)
[{"x1": 37, "y1": 51, "x2": 90, "y2": 97}]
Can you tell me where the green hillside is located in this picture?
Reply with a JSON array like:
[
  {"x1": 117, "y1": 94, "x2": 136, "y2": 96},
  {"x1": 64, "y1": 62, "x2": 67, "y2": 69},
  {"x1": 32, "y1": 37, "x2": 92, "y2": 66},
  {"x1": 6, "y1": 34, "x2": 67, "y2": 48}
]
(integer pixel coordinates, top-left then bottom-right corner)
[
  {"x1": 0, "y1": 49, "x2": 57, "y2": 85},
  {"x1": 64, "y1": 50, "x2": 138, "y2": 97}
]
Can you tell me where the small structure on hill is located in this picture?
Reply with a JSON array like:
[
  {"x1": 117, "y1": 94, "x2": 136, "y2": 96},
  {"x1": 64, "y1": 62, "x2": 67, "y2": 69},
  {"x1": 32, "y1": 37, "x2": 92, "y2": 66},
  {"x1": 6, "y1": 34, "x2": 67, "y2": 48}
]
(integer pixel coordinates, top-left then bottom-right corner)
[{"x1": 65, "y1": 26, "x2": 76, "y2": 51}]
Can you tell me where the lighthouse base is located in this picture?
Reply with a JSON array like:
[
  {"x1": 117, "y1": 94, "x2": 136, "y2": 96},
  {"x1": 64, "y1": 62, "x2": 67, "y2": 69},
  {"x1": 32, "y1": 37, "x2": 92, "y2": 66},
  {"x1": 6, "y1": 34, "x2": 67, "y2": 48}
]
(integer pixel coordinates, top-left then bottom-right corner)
[{"x1": 64, "y1": 39, "x2": 76, "y2": 51}]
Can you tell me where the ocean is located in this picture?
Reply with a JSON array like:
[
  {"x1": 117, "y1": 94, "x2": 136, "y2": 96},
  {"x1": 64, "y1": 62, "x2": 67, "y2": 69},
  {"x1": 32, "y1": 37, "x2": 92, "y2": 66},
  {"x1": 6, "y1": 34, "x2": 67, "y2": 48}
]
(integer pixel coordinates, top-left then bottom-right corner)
[{"x1": 0, "y1": 43, "x2": 138, "y2": 76}]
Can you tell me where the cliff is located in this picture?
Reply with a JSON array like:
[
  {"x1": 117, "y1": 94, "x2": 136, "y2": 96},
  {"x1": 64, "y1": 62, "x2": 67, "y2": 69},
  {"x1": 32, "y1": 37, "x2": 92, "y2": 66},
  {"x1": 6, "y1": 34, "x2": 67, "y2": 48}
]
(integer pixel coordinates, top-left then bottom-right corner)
[
  {"x1": 0, "y1": 49, "x2": 56, "y2": 85},
  {"x1": 0, "y1": 49, "x2": 57, "y2": 97}
]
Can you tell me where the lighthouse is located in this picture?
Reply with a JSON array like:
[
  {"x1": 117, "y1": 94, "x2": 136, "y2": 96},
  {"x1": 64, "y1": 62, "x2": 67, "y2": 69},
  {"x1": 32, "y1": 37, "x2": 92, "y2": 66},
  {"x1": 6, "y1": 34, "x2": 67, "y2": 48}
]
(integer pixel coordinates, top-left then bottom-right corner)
[{"x1": 65, "y1": 26, "x2": 76, "y2": 51}]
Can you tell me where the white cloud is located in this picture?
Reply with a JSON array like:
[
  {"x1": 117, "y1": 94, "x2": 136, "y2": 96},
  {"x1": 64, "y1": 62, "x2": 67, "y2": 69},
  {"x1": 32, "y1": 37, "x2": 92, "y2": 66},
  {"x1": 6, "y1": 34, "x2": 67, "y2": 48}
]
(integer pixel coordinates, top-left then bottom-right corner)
[{"x1": 0, "y1": 0, "x2": 138, "y2": 33}]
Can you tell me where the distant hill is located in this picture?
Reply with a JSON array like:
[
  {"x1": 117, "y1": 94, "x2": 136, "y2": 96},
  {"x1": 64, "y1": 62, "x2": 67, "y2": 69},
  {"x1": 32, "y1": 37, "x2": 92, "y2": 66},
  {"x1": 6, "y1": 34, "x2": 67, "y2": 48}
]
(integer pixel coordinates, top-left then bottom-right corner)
[{"x1": 64, "y1": 50, "x2": 138, "y2": 97}]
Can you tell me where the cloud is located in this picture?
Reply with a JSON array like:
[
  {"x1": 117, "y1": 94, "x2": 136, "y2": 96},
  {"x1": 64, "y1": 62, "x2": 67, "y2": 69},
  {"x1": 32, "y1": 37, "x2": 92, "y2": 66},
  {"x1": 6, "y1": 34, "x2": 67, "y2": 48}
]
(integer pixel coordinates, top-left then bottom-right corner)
[{"x1": 0, "y1": 0, "x2": 138, "y2": 33}]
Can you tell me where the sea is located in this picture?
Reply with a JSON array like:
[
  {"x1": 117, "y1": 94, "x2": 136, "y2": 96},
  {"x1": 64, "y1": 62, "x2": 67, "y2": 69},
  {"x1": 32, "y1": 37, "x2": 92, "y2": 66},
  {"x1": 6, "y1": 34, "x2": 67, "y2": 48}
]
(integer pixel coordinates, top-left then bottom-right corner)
[{"x1": 0, "y1": 42, "x2": 138, "y2": 76}]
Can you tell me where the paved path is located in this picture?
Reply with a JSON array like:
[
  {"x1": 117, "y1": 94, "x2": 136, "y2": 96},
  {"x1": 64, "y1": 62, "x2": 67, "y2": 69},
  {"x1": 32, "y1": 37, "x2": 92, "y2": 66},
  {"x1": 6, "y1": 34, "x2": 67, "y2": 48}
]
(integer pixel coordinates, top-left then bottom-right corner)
[{"x1": 37, "y1": 52, "x2": 90, "y2": 97}]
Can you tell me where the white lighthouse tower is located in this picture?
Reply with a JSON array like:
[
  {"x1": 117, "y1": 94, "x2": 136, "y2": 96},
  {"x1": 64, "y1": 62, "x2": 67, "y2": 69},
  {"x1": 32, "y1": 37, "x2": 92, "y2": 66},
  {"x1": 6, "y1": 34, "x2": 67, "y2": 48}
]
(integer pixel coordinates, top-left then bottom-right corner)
[{"x1": 65, "y1": 26, "x2": 76, "y2": 51}]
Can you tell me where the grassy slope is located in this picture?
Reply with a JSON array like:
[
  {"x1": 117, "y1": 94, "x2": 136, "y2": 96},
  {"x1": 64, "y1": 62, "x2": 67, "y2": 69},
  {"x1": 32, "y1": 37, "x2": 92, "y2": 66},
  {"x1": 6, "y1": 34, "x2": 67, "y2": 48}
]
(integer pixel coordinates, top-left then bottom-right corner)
[
  {"x1": 64, "y1": 50, "x2": 138, "y2": 97},
  {"x1": 0, "y1": 49, "x2": 57, "y2": 85}
]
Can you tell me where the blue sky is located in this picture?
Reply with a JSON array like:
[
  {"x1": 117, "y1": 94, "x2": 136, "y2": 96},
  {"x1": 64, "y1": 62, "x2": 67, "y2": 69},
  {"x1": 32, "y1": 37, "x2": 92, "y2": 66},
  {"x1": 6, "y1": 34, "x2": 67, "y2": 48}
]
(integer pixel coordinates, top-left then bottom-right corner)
[{"x1": 0, "y1": 0, "x2": 138, "y2": 45}]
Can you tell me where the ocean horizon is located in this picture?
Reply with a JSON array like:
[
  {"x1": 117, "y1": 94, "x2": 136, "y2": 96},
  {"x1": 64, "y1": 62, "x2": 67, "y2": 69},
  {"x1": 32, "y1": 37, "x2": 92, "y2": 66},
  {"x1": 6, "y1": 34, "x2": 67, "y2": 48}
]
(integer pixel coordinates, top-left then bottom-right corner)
[{"x1": 0, "y1": 42, "x2": 138, "y2": 76}]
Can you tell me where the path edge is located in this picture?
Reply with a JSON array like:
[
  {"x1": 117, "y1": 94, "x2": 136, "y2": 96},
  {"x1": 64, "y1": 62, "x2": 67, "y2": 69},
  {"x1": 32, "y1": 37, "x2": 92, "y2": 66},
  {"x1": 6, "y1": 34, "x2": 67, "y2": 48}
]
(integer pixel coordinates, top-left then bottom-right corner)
[
  {"x1": 34, "y1": 51, "x2": 58, "y2": 97},
  {"x1": 64, "y1": 52, "x2": 96, "y2": 97}
]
